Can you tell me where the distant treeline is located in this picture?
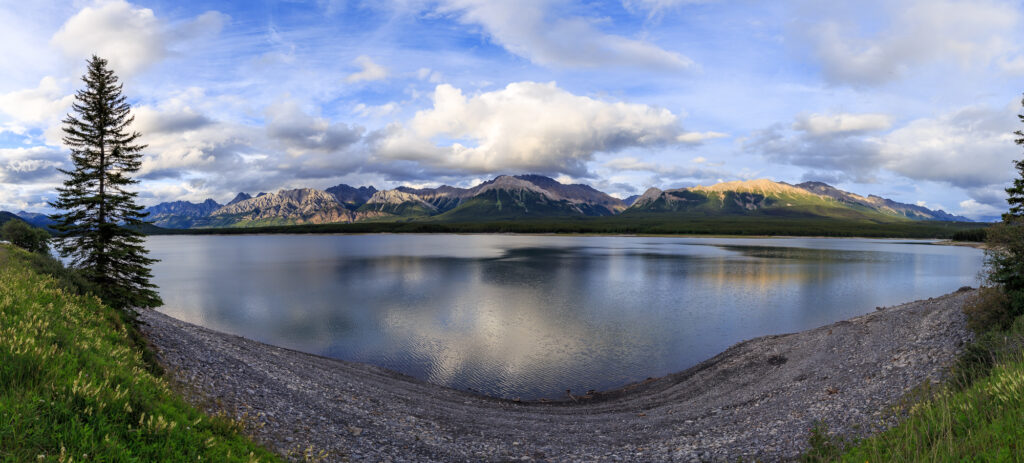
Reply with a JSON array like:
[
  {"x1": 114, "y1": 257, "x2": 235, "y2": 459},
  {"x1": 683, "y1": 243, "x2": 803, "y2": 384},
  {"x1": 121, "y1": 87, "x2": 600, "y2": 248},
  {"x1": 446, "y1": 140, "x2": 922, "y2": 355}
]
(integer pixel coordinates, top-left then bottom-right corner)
[
  {"x1": 145, "y1": 215, "x2": 983, "y2": 239},
  {"x1": 951, "y1": 227, "x2": 991, "y2": 242}
]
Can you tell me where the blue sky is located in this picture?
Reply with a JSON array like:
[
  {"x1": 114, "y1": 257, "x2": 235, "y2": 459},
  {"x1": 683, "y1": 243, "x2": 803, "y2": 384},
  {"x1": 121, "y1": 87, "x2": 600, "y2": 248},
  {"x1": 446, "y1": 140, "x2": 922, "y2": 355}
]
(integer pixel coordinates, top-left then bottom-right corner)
[{"x1": 1, "y1": 0, "x2": 1023, "y2": 220}]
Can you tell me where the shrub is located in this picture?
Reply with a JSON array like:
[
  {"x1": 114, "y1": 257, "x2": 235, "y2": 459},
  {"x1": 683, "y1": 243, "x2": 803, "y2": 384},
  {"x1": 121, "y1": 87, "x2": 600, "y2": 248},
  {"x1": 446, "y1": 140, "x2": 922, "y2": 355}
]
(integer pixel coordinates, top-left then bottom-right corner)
[
  {"x1": 964, "y1": 286, "x2": 1014, "y2": 333},
  {"x1": 983, "y1": 221, "x2": 1024, "y2": 324},
  {"x1": 0, "y1": 219, "x2": 50, "y2": 253}
]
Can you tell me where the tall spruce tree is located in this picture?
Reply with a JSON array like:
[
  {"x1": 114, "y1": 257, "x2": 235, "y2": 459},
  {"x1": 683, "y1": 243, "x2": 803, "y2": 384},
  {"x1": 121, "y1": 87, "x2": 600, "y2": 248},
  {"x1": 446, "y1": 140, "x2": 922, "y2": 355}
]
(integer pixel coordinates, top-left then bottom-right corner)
[
  {"x1": 1007, "y1": 93, "x2": 1024, "y2": 221},
  {"x1": 981, "y1": 93, "x2": 1024, "y2": 327},
  {"x1": 49, "y1": 55, "x2": 162, "y2": 310}
]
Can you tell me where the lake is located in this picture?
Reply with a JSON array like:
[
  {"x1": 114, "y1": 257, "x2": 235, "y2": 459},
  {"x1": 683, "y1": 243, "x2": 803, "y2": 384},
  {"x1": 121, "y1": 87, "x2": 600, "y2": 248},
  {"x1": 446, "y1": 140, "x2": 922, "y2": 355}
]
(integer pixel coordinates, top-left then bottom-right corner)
[{"x1": 148, "y1": 234, "x2": 983, "y2": 399}]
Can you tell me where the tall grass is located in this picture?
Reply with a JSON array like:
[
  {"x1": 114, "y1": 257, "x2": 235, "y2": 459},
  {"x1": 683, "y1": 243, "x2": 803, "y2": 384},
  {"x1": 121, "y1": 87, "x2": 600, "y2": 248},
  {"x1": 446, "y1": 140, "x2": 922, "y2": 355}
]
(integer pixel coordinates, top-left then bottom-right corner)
[{"x1": 0, "y1": 244, "x2": 281, "y2": 462}]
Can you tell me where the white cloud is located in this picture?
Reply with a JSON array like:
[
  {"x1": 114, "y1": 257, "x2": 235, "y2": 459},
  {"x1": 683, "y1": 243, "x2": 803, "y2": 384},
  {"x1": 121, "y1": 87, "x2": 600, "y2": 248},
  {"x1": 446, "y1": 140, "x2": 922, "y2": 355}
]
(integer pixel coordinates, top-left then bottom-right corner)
[
  {"x1": 878, "y1": 104, "x2": 1019, "y2": 190},
  {"x1": 958, "y1": 198, "x2": 1005, "y2": 221},
  {"x1": 0, "y1": 76, "x2": 73, "y2": 142},
  {"x1": 134, "y1": 105, "x2": 212, "y2": 135},
  {"x1": 676, "y1": 131, "x2": 727, "y2": 143},
  {"x1": 807, "y1": 0, "x2": 1021, "y2": 85},
  {"x1": 375, "y1": 81, "x2": 709, "y2": 176},
  {"x1": 748, "y1": 102, "x2": 1021, "y2": 209},
  {"x1": 0, "y1": 146, "x2": 67, "y2": 183},
  {"x1": 50, "y1": 0, "x2": 226, "y2": 76},
  {"x1": 434, "y1": 0, "x2": 693, "y2": 70},
  {"x1": 265, "y1": 99, "x2": 365, "y2": 155},
  {"x1": 345, "y1": 55, "x2": 389, "y2": 83},
  {"x1": 416, "y1": 67, "x2": 443, "y2": 83},
  {"x1": 353, "y1": 102, "x2": 400, "y2": 118},
  {"x1": 793, "y1": 113, "x2": 891, "y2": 135}
]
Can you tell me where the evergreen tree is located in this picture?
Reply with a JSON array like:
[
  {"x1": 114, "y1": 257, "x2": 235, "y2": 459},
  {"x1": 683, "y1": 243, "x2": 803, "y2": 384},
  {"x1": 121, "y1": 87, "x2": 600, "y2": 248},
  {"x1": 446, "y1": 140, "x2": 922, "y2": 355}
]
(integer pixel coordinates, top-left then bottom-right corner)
[
  {"x1": 981, "y1": 94, "x2": 1024, "y2": 328},
  {"x1": 49, "y1": 56, "x2": 162, "y2": 310},
  {"x1": 1007, "y1": 93, "x2": 1024, "y2": 221}
]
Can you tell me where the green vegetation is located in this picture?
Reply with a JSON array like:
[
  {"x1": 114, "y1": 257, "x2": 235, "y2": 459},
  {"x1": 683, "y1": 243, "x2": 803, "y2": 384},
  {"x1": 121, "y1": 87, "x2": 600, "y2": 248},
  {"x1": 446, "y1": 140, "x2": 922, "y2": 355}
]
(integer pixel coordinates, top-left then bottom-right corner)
[
  {"x1": 49, "y1": 56, "x2": 161, "y2": 310},
  {"x1": 1, "y1": 219, "x2": 51, "y2": 254},
  {"x1": 951, "y1": 227, "x2": 989, "y2": 242},
  {"x1": 0, "y1": 211, "x2": 22, "y2": 226},
  {"x1": 147, "y1": 214, "x2": 981, "y2": 239},
  {"x1": 0, "y1": 244, "x2": 280, "y2": 462},
  {"x1": 984, "y1": 222, "x2": 1024, "y2": 324},
  {"x1": 802, "y1": 314, "x2": 1024, "y2": 462}
]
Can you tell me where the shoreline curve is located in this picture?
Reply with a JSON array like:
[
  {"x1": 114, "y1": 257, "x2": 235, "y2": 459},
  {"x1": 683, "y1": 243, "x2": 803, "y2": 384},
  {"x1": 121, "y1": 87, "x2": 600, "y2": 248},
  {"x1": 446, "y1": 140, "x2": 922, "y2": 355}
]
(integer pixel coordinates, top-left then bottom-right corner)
[{"x1": 137, "y1": 288, "x2": 975, "y2": 462}]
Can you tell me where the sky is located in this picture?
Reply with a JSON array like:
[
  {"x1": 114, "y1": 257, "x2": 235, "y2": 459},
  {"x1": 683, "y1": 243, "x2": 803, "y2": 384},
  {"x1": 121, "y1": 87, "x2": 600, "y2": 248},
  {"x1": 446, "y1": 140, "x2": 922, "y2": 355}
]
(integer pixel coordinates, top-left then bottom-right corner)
[{"x1": 1, "y1": 0, "x2": 1023, "y2": 220}]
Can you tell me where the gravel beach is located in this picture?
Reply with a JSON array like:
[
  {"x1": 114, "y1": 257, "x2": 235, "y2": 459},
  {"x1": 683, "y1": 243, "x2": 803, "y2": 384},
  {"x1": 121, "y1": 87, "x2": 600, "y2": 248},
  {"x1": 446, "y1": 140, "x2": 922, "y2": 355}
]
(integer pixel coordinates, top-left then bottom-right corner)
[{"x1": 136, "y1": 288, "x2": 976, "y2": 462}]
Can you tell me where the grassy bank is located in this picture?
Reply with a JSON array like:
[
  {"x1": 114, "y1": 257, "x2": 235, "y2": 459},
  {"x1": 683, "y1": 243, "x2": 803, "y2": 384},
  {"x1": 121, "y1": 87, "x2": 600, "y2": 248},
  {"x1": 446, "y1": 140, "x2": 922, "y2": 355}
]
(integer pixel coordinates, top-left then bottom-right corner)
[
  {"x1": 805, "y1": 301, "x2": 1024, "y2": 461},
  {"x1": 0, "y1": 244, "x2": 281, "y2": 462}
]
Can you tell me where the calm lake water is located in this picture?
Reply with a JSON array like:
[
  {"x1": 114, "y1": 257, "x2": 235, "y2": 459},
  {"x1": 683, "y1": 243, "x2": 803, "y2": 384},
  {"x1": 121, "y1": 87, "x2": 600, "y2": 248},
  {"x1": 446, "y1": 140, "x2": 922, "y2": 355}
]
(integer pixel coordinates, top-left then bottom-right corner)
[{"x1": 148, "y1": 234, "x2": 983, "y2": 399}]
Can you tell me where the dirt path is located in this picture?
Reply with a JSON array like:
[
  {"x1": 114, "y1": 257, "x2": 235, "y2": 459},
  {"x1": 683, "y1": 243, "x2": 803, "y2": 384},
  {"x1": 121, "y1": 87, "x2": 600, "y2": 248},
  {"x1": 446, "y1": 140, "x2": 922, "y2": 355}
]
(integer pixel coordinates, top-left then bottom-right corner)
[{"x1": 137, "y1": 289, "x2": 975, "y2": 462}]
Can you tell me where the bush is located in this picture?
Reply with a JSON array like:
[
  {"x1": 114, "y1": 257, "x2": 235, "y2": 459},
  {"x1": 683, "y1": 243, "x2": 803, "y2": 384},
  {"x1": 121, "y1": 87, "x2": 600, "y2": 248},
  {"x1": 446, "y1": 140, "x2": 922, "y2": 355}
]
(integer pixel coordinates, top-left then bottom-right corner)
[
  {"x1": 964, "y1": 286, "x2": 1015, "y2": 333},
  {"x1": 0, "y1": 219, "x2": 50, "y2": 253},
  {"x1": 984, "y1": 221, "x2": 1024, "y2": 324},
  {"x1": 20, "y1": 251, "x2": 96, "y2": 297}
]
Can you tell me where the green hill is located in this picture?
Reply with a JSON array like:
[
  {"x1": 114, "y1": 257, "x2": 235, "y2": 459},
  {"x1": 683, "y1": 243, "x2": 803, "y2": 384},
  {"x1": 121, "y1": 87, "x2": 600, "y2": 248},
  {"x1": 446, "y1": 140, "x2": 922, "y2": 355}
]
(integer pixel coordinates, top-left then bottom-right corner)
[
  {"x1": 0, "y1": 244, "x2": 280, "y2": 461},
  {"x1": 626, "y1": 179, "x2": 912, "y2": 223}
]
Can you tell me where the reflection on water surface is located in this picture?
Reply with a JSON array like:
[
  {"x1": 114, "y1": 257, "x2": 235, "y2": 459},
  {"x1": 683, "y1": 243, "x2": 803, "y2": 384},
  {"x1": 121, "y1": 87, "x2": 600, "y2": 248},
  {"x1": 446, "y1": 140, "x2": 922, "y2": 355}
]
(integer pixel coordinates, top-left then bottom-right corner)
[{"x1": 148, "y1": 235, "x2": 982, "y2": 399}]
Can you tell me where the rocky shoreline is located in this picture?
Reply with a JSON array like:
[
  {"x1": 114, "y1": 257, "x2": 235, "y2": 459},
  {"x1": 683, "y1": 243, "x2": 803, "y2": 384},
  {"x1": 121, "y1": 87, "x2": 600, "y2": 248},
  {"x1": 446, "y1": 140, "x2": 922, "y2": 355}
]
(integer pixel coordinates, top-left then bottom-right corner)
[{"x1": 136, "y1": 288, "x2": 976, "y2": 462}]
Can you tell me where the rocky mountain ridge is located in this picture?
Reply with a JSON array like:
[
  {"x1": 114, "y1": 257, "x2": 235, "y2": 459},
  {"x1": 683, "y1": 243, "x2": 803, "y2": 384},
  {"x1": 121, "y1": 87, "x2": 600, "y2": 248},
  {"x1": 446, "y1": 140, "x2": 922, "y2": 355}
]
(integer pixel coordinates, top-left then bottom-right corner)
[
  {"x1": 138, "y1": 176, "x2": 971, "y2": 228},
  {"x1": 627, "y1": 179, "x2": 970, "y2": 221}
]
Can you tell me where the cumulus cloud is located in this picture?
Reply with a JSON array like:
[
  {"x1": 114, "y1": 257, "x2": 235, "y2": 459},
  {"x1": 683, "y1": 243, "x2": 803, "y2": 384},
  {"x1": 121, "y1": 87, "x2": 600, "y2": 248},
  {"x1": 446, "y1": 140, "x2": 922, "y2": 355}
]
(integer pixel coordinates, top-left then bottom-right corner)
[
  {"x1": 747, "y1": 104, "x2": 1021, "y2": 210},
  {"x1": 792, "y1": 113, "x2": 891, "y2": 135},
  {"x1": 744, "y1": 119, "x2": 885, "y2": 183},
  {"x1": 0, "y1": 147, "x2": 68, "y2": 183},
  {"x1": 0, "y1": 181, "x2": 58, "y2": 212},
  {"x1": 958, "y1": 199, "x2": 1005, "y2": 221},
  {"x1": 375, "y1": 81, "x2": 714, "y2": 177},
  {"x1": 138, "y1": 120, "x2": 255, "y2": 180},
  {"x1": 805, "y1": 0, "x2": 1021, "y2": 85},
  {"x1": 434, "y1": 0, "x2": 693, "y2": 70},
  {"x1": 134, "y1": 105, "x2": 212, "y2": 134},
  {"x1": 0, "y1": 76, "x2": 73, "y2": 126},
  {"x1": 51, "y1": 0, "x2": 226, "y2": 76},
  {"x1": 345, "y1": 55, "x2": 389, "y2": 83},
  {"x1": 265, "y1": 99, "x2": 365, "y2": 155},
  {"x1": 877, "y1": 104, "x2": 1019, "y2": 190}
]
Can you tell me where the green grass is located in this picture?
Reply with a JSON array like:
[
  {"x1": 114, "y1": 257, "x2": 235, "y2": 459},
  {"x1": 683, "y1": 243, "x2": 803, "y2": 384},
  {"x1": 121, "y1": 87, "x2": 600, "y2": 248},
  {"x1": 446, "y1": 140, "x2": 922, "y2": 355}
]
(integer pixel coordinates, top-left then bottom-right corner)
[
  {"x1": 0, "y1": 244, "x2": 282, "y2": 462},
  {"x1": 803, "y1": 305, "x2": 1024, "y2": 462}
]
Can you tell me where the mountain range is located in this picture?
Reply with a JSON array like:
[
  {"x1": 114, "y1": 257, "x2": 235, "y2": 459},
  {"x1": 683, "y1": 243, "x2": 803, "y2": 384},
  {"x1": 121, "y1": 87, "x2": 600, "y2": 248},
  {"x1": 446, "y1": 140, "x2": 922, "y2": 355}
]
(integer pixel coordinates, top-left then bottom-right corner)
[{"x1": 133, "y1": 175, "x2": 970, "y2": 229}]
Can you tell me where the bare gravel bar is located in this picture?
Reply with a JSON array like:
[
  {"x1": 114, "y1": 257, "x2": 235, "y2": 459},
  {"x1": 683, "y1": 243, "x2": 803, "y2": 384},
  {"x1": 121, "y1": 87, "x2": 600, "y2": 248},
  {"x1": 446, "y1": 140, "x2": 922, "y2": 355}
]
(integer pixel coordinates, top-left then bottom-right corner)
[{"x1": 137, "y1": 288, "x2": 976, "y2": 462}]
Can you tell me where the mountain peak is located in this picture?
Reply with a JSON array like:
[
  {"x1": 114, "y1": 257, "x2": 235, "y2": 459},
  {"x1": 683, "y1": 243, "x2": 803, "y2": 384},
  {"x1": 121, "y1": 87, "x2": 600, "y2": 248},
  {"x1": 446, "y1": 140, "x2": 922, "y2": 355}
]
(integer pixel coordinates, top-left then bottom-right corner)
[
  {"x1": 691, "y1": 179, "x2": 802, "y2": 196},
  {"x1": 227, "y1": 192, "x2": 251, "y2": 206},
  {"x1": 325, "y1": 184, "x2": 377, "y2": 207},
  {"x1": 473, "y1": 175, "x2": 553, "y2": 197},
  {"x1": 360, "y1": 189, "x2": 438, "y2": 215}
]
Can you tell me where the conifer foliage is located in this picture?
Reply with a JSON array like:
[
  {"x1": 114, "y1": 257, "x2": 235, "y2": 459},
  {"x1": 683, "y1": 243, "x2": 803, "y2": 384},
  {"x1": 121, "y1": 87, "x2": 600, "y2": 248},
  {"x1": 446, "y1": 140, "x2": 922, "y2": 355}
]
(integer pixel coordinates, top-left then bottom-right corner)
[
  {"x1": 982, "y1": 94, "x2": 1024, "y2": 326},
  {"x1": 49, "y1": 56, "x2": 162, "y2": 310},
  {"x1": 1007, "y1": 93, "x2": 1024, "y2": 221}
]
